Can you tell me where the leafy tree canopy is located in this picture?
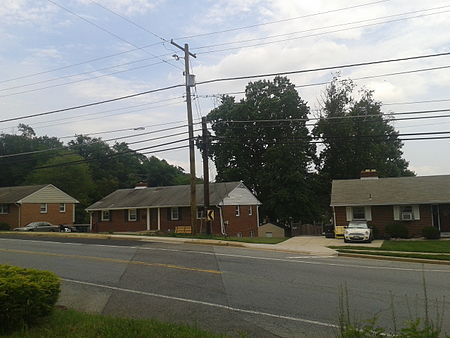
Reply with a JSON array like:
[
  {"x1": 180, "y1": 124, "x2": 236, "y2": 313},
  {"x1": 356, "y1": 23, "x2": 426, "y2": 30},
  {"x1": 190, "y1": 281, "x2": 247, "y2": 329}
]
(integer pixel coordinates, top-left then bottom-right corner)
[{"x1": 206, "y1": 76, "x2": 318, "y2": 223}]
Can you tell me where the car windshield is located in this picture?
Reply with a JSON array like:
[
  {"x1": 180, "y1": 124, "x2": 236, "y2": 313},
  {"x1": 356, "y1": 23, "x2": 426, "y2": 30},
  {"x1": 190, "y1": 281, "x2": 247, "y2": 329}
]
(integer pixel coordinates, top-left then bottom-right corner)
[{"x1": 348, "y1": 223, "x2": 368, "y2": 229}]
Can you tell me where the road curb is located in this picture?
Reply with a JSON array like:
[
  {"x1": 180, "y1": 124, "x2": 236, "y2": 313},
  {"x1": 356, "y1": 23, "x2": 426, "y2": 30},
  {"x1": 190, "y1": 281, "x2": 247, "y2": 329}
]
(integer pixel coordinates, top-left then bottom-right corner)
[
  {"x1": 338, "y1": 252, "x2": 450, "y2": 265},
  {"x1": 0, "y1": 232, "x2": 337, "y2": 256}
]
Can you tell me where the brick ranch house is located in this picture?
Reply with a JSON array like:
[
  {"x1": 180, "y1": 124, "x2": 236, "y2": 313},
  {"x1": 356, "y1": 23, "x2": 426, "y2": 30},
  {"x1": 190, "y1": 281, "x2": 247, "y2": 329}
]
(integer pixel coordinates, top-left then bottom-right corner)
[
  {"x1": 86, "y1": 181, "x2": 262, "y2": 237},
  {"x1": 0, "y1": 184, "x2": 79, "y2": 228},
  {"x1": 331, "y1": 171, "x2": 450, "y2": 237}
]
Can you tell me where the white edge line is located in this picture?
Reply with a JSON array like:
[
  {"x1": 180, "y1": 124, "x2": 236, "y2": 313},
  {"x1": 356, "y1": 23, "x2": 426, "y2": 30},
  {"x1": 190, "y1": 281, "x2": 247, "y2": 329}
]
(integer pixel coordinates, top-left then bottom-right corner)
[
  {"x1": 62, "y1": 278, "x2": 337, "y2": 329},
  {"x1": 1, "y1": 237, "x2": 450, "y2": 273}
]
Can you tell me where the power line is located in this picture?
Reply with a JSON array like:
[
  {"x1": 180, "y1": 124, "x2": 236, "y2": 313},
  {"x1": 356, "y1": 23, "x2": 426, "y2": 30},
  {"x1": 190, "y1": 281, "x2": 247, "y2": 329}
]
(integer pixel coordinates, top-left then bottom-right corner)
[
  {"x1": 0, "y1": 58, "x2": 164, "y2": 93},
  {"x1": 32, "y1": 137, "x2": 191, "y2": 170},
  {"x1": 195, "y1": 9, "x2": 450, "y2": 55},
  {"x1": 0, "y1": 43, "x2": 166, "y2": 85},
  {"x1": 197, "y1": 64, "x2": 450, "y2": 99},
  {"x1": 28, "y1": 100, "x2": 185, "y2": 131},
  {"x1": 196, "y1": 51, "x2": 450, "y2": 86},
  {"x1": 176, "y1": 0, "x2": 390, "y2": 40},
  {"x1": 193, "y1": 5, "x2": 450, "y2": 51},
  {"x1": 0, "y1": 83, "x2": 184, "y2": 124},
  {"x1": 0, "y1": 60, "x2": 175, "y2": 99},
  {"x1": 12, "y1": 96, "x2": 184, "y2": 129},
  {"x1": 46, "y1": 0, "x2": 180, "y2": 71},
  {"x1": 91, "y1": 0, "x2": 169, "y2": 43}
]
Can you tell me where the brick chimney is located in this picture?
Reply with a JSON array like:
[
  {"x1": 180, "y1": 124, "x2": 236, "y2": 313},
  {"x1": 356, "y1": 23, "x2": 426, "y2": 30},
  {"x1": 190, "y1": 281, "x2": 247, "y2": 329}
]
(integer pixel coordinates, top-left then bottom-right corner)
[
  {"x1": 360, "y1": 169, "x2": 378, "y2": 180},
  {"x1": 135, "y1": 182, "x2": 148, "y2": 189}
]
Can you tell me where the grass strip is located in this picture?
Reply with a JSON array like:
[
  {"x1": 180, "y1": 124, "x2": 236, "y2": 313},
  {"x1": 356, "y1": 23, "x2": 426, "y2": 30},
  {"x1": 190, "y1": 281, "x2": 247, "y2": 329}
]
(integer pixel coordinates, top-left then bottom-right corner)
[
  {"x1": 116, "y1": 232, "x2": 286, "y2": 244},
  {"x1": 336, "y1": 249, "x2": 450, "y2": 261},
  {"x1": 4, "y1": 308, "x2": 221, "y2": 338},
  {"x1": 330, "y1": 240, "x2": 450, "y2": 253}
]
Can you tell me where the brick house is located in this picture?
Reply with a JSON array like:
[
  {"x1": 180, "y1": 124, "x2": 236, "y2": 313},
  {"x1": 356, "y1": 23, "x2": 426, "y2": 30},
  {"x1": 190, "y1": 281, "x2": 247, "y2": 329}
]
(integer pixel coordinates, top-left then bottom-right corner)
[
  {"x1": 0, "y1": 184, "x2": 79, "y2": 228},
  {"x1": 86, "y1": 181, "x2": 262, "y2": 236},
  {"x1": 331, "y1": 170, "x2": 450, "y2": 237}
]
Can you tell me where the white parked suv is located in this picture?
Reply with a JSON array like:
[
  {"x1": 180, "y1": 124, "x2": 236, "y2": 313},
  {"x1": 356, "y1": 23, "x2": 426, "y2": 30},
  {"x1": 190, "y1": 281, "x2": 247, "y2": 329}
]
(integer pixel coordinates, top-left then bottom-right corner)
[{"x1": 344, "y1": 221, "x2": 373, "y2": 243}]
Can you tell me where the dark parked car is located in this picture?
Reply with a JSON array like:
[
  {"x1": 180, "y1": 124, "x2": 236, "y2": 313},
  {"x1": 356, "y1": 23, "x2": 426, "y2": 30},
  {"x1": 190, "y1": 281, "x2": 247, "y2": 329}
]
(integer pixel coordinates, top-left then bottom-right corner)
[{"x1": 14, "y1": 222, "x2": 59, "y2": 232}]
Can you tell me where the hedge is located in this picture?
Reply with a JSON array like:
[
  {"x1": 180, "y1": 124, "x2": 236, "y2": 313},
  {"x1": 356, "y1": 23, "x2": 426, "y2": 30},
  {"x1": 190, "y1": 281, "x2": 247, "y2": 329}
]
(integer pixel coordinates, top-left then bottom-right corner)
[
  {"x1": 385, "y1": 223, "x2": 409, "y2": 239},
  {"x1": 0, "y1": 265, "x2": 60, "y2": 333},
  {"x1": 422, "y1": 226, "x2": 441, "y2": 240},
  {"x1": 0, "y1": 222, "x2": 11, "y2": 231}
]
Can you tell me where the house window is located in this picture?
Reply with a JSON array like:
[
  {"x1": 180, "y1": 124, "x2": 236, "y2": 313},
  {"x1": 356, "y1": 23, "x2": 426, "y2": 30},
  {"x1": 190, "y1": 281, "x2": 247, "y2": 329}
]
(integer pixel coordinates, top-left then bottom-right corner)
[
  {"x1": 248, "y1": 206, "x2": 253, "y2": 216},
  {"x1": 197, "y1": 208, "x2": 204, "y2": 219},
  {"x1": 265, "y1": 232, "x2": 273, "y2": 238},
  {"x1": 59, "y1": 203, "x2": 66, "y2": 213},
  {"x1": 101, "y1": 210, "x2": 110, "y2": 221},
  {"x1": 400, "y1": 206, "x2": 414, "y2": 220},
  {"x1": 40, "y1": 203, "x2": 47, "y2": 214},
  {"x1": 0, "y1": 204, "x2": 9, "y2": 214},
  {"x1": 128, "y1": 209, "x2": 137, "y2": 221},
  {"x1": 236, "y1": 232, "x2": 242, "y2": 238},
  {"x1": 352, "y1": 207, "x2": 366, "y2": 220},
  {"x1": 235, "y1": 206, "x2": 240, "y2": 216},
  {"x1": 171, "y1": 207, "x2": 180, "y2": 221}
]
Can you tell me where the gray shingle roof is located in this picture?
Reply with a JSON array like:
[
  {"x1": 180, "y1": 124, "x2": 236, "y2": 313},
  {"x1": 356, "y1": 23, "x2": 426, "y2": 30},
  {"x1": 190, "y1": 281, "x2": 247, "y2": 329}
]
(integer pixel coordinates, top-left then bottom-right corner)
[
  {"x1": 0, "y1": 185, "x2": 48, "y2": 203},
  {"x1": 86, "y1": 182, "x2": 242, "y2": 210},
  {"x1": 331, "y1": 175, "x2": 450, "y2": 206}
]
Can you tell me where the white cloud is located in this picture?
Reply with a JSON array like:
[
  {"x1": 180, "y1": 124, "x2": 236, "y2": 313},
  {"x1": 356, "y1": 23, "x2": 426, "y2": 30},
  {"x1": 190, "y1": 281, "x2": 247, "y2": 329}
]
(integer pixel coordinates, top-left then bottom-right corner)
[{"x1": 76, "y1": 0, "x2": 164, "y2": 16}]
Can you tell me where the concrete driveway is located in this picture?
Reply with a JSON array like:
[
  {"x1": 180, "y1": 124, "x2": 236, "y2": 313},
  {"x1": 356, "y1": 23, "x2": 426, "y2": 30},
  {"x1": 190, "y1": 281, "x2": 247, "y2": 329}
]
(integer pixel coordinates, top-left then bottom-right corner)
[{"x1": 275, "y1": 236, "x2": 383, "y2": 256}]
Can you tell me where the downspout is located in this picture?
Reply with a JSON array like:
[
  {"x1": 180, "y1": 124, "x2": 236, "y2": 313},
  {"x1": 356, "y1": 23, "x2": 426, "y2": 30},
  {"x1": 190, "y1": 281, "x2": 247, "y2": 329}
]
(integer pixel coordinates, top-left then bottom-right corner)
[
  {"x1": 157, "y1": 208, "x2": 161, "y2": 231},
  {"x1": 89, "y1": 212, "x2": 93, "y2": 232},
  {"x1": 332, "y1": 206, "x2": 337, "y2": 227},
  {"x1": 16, "y1": 203, "x2": 21, "y2": 227},
  {"x1": 256, "y1": 205, "x2": 260, "y2": 227},
  {"x1": 218, "y1": 205, "x2": 226, "y2": 235},
  {"x1": 146, "y1": 208, "x2": 150, "y2": 231}
]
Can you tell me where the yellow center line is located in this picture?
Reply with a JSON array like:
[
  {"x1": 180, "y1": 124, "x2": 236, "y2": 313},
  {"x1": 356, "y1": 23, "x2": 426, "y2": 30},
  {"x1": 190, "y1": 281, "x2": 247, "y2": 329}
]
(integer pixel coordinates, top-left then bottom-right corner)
[{"x1": 0, "y1": 248, "x2": 221, "y2": 275}]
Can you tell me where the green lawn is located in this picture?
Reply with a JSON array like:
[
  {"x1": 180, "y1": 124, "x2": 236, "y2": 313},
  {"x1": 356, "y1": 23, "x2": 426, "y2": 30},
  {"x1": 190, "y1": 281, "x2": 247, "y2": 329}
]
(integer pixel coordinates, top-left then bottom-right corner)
[
  {"x1": 337, "y1": 249, "x2": 450, "y2": 261},
  {"x1": 330, "y1": 240, "x2": 450, "y2": 254},
  {"x1": 4, "y1": 309, "x2": 220, "y2": 338}
]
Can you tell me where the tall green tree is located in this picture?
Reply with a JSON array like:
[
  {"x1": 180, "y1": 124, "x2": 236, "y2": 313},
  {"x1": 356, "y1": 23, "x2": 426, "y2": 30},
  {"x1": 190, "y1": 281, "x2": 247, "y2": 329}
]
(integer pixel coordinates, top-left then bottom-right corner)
[
  {"x1": 205, "y1": 76, "x2": 317, "y2": 223},
  {"x1": 314, "y1": 78, "x2": 414, "y2": 180},
  {"x1": 0, "y1": 125, "x2": 62, "y2": 187}
]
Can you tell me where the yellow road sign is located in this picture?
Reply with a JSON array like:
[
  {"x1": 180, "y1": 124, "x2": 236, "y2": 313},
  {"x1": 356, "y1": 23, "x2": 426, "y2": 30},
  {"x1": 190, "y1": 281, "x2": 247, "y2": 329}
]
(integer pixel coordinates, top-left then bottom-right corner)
[{"x1": 207, "y1": 209, "x2": 215, "y2": 221}]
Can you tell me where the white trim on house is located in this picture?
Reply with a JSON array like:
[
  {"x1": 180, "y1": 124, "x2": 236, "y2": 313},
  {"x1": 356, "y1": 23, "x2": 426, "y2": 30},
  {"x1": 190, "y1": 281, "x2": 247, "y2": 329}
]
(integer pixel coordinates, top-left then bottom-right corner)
[
  {"x1": 219, "y1": 183, "x2": 261, "y2": 206},
  {"x1": 146, "y1": 208, "x2": 150, "y2": 231},
  {"x1": 18, "y1": 184, "x2": 79, "y2": 204},
  {"x1": 157, "y1": 208, "x2": 161, "y2": 230}
]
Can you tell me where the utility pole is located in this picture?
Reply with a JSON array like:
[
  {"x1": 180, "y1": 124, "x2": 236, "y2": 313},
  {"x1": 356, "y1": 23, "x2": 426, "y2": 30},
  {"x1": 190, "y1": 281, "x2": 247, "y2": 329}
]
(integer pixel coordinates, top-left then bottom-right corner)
[
  {"x1": 201, "y1": 116, "x2": 211, "y2": 234},
  {"x1": 171, "y1": 40, "x2": 197, "y2": 234}
]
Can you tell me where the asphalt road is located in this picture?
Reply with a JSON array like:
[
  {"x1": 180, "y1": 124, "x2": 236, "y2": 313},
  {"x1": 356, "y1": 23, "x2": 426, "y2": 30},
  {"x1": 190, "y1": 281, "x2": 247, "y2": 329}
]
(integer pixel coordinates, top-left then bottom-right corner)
[{"x1": 1, "y1": 234, "x2": 449, "y2": 337}]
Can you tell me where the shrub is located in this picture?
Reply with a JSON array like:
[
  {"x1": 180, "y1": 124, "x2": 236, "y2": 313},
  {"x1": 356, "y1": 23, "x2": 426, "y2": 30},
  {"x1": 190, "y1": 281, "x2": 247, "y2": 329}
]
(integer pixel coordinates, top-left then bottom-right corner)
[
  {"x1": 385, "y1": 223, "x2": 409, "y2": 239},
  {"x1": 0, "y1": 264, "x2": 60, "y2": 332},
  {"x1": 0, "y1": 222, "x2": 11, "y2": 231},
  {"x1": 422, "y1": 226, "x2": 441, "y2": 240}
]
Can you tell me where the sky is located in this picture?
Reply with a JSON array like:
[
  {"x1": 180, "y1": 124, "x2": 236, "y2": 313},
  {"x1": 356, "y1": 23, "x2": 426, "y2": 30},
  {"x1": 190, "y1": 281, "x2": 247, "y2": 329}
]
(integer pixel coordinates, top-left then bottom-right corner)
[{"x1": 1, "y1": 0, "x2": 450, "y2": 178}]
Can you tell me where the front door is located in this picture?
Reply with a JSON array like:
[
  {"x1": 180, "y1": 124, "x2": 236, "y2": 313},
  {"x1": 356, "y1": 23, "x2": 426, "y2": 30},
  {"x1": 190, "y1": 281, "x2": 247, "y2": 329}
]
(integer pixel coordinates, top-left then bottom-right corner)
[
  {"x1": 439, "y1": 204, "x2": 450, "y2": 232},
  {"x1": 150, "y1": 209, "x2": 158, "y2": 230}
]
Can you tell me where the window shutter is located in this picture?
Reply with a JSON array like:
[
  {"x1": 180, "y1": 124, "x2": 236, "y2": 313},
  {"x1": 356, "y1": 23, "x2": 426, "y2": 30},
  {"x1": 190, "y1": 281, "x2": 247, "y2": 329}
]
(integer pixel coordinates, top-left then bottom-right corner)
[
  {"x1": 178, "y1": 207, "x2": 182, "y2": 220},
  {"x1": 346, "y1": 207, "x2": 352, "y2": 221},
  {"x1": 167, "y1": 208, "x2": 171, "y2": 221},
  {"x1": 413, "y1": 205, "x2": 420, "y2": 220},
  {"x1": 393, "y1": 206, "x2": 400, "y2": 220},
  {"x1": 365, "y1": 206, "x2": 372, "y2": 221},
  {"x1": 136, "y1": 209, "x2": 140, "y2": 221},
  {"x1": 124, "y1": 210, "x2": 128, "y2": 222},
  {"x1": 109, "y1": 211, "x2": 112, "y2": 221}
]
